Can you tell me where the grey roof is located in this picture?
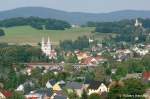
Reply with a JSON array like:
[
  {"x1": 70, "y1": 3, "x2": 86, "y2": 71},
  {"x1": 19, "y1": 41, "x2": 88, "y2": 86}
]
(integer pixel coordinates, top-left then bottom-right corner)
[
  {"x1": 66, "y1": 82, "x2": 82, "y2": 89},
  {"x1": 34, "y1": 88, "x2": 53, "y2": 97},
  {"x1": 49, "y1": 79, "x2": 57, "y2": 86},
  {"x1": 54, "y1": 95, "x2": 67, "y2": 99},
  {"x1": 46, "y1": 88, "x2": 53, "y2": 97},
  {"x1": 88, "y1": 81, "x2": 102, "y2": 90},
  {"x1": 59, "y1": 80, "x2": 66, "y2": 85}
]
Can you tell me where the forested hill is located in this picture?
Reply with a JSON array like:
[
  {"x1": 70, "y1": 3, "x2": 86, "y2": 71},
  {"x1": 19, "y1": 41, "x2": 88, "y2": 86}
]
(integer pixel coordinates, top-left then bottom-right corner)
[
  {"x1": 1, "y1": 7, "x2": 150, "y2": 24},
  {"x1": 0, "y1": 17, "x2": 71, "y2": 30}
]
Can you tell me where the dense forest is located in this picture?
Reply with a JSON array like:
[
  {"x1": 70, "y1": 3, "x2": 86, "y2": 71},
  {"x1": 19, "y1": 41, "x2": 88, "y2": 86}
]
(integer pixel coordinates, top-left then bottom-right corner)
[
  {"x1": 60, "y1": 36, "x2": 90, "y2": 51},
  {"x1": 87, "y1": 19, "x2": 150, "y2": 33},
  {"x1": 0, "y1": 17, "x2": 71, "y2": 30}
]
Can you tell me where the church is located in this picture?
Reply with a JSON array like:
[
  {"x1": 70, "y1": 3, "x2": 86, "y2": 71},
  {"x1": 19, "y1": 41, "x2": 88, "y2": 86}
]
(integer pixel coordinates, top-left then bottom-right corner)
[
  {"x1": 134, "y1": 19, "x2": 142, "y2": 27},
  {"x1": 41, "y1": 37, "x2": 57, "y2": 59}
]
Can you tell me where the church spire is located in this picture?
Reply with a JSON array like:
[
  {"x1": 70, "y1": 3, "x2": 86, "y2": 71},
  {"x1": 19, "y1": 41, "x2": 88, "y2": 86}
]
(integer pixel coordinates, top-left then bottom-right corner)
[
  {"x1": 47, "y1": 37, "x2": 51, "y2": 51},
  {"x1": 47, "y1": 37, "x2": 50, "y2": 44},
  {"x1": 41, "y1": 37, "x2": 45, "y2": 47}
]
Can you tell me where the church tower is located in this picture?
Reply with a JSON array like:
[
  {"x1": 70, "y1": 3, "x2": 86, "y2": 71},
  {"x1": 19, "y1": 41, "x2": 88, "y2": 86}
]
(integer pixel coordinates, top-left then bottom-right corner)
[
  {"x1": 41, "y1": 37, "x2": 45, "y2": 51},
  {"x1": 135, "y1": 19, "x2": 142, "y2": 27},
  {"x1": 47, "y1": 37, "x2": 51, "y2": 51},
  {"x1": 41, "y1": 37, "x2": 56, "y2": 59}
]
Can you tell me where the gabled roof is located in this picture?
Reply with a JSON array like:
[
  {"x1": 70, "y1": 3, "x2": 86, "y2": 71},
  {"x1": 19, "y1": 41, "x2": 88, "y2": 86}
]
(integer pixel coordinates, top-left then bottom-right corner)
[
  {"x1": 81, "y1": 57, "x2": 97, "y2": 65},
  {"x1": 84, "y1": 79, "x2": 93, "y2": 84},
  {"x1": 48, "y1": 79, "x2": 57, "y2": 86},
  {"x1": 16, "y1": 84, "x2": 24, "y2": 91},
  {"x1": 66, "y1": 82, "x2": 82, "y2": 89},
  {"x1": 2, "y1": 91, "x2": 12, "y2": 98},
  {"x1": 88, "y1": 81, "x2": 102, "y2": 90},
  {"x1": 81, "y1": 56, "x2": 105, "y2": 65}
]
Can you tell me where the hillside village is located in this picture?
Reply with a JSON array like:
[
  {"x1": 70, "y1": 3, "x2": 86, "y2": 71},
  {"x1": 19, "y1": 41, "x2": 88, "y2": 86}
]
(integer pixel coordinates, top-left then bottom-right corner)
[{"x1": 0, "y1": 19, "x2": 150, "y2": 99}]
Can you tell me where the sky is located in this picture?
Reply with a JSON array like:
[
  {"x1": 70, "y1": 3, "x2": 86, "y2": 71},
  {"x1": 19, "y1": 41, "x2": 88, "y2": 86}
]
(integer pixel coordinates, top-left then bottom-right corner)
[{"x1": 0, "y1": 0, "x2": 150, "y2": 13}]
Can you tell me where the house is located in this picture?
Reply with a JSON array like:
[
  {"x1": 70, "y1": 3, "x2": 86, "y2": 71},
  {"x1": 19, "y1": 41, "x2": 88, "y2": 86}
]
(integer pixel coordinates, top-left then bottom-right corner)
[
  {"x1": 46, "y1": 79, "x2": 62, "y2": 92},
  {"x1": 71, "y1": 24, "x2": 79, "y2": 28},
  {"x1": 76, "y1": 52, "x2": 89, "y2": 61},
  {"x1": 114, "y1": 49, "x2": 132, "y2": 62},
  {"x1": 46, "y1": 79, "x2": 57, "y2": 89},
  {"x1": 16, "y1": 84, "x2": 24, "y2": 92},
  {"x1": 16, "y1": 81, "x2": 34, "y2": 93},
  {"x1": 25, "y1": 91, "x2": 43, "y2": 99},
  {"x1": 66, "y1": 82, "x2": 83, "y2": 97},
  {"x1": 44, "y1": 88, "x2": 54, "y2": 99},
  {"x1": 53, "y1": 94, "x2": 68, "y2": 99},
  {"x1": 88, "y1": 81, "x2": 108, "y2": 95},
  {"x1": 143, "y1": 71, "x2": 150, "y2": 81},
  {"x1": 81, "y1": 56, "x2": 106, "y2": 65},
  {"x1": 132, "y1": 47, "x2": 149, "y2": 56},
  {"x1": 116, "y1": 49, "x2": 132, "y2": 55},
  {"x1": 122, "y1": 73, "x2": 142, "y2": 80},
  {"x1": 26, "y1": 63, "x2": 63, "y2": 70},
  {"x1": 25, "y1": 88, "x2": 53, "y2": 99},
  {"x1": 0, "y1": 92, "x2": 6, "y2": 99},
  {"x1": 53, "y1": 84, "x2": 62, "y2": 92},
  {"x1": 57, "y1": 80, "x2": 66, "y2": 88},
  {"x1": 143, "y1": 89, "x2": 150, "y2": 99},
  {"x1": 111, "y1": 69, "x2": 117, "y2": 74},
  {"x1": 1, "y1": 91, "x2": 12, "y2": 99}
]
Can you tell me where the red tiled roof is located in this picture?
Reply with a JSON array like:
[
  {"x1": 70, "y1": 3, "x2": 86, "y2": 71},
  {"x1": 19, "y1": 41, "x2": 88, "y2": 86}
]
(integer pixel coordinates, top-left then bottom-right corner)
[
  {"x1": 143, "y1": 71, "x2": 150, "y2": 80},
  {"x1": 2, "y1": 91, "x2": 12, "y2": 97},
  {"x1": 81, "y1": 56, "x2": 105, "y2": 65},
  {"x1": 82, "y1": 57, "x2": 97, "y2": 65}
]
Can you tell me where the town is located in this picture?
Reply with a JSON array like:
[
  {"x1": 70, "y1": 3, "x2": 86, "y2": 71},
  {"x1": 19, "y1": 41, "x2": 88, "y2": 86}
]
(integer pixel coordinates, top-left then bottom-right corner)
[{"x1": 0, "y1": 17, "x2": 150, "y2": 99}]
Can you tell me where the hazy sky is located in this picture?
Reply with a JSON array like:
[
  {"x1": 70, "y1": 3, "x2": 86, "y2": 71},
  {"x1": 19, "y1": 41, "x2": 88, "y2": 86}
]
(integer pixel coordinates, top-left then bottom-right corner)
[{"x1": 0, "y1": 0, "x2": 149, "y2": 13}]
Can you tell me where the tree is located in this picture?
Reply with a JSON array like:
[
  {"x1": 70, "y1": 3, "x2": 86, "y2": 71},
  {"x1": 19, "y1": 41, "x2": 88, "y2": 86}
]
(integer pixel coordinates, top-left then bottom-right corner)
[
  {"x1": 81, "y1": 89, "x2": 88, "y2": 99},
  {"x1": 94, "y1": 66, "x2": 106, "y2": 81},
  {"x1": 60, "y1": 36, "x2": 90, "y2": 51},
  {"x1": 128, "y1": 59, "x2": 144, "y2": 73},
  {"x1": 88, "y1": 93, "x2": 101, "y2": 99},
  {"x1": 68, "y1": 90, "x2": 79, "y2": 99},
  {"x1": 108, "y1": 81, "x2": 125, "y2": 99},
  {"x1": 142, "y1": 54, "x2": 150, "y2": 71},
  {"x1": 115, "y1": 66, "x2": 128, "y2": 79},
  {"x1": 0, "y1": 29, "x2": 5, "y2": 36},
  {"x1": 105, "y1": 68, "x2": 111, "y2": 76},
  {"x1": 67, "y1": 54, "x2": 78, "y2": 63},
  {"x1": 124, "y1": 79, "x2": 146, "y2": 97},
  {"x1": 56, "y1": 72, "x2": 69, "y2": 81},
  {"x1": 39, "y1": 71, "x2": 54, "y2": 87},
  {"x1": 64, "y1": 64, "x2": 74, "y2": 73},
  {"x1": 30, "y1": 67, "x2": 43, "y2": 84},
  {"x1": 108, "y1": 79, "x2": 146, "y2": 99},
  {"x1": 10, "y1": 92, "x2": 25, "y2": 99},
  {"x1": 0, "y1": 17, "x2": 71, "y2": 30}
]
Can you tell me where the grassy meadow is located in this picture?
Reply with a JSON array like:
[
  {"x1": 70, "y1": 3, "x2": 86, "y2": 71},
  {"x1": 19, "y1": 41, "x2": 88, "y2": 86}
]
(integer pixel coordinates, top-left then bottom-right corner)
[
  {"x1": 0, "y1": 26, "x2": 95, "y2": 45},
  {"x1": 0, "y1": 26, "x2": 114, "y2": 45}
]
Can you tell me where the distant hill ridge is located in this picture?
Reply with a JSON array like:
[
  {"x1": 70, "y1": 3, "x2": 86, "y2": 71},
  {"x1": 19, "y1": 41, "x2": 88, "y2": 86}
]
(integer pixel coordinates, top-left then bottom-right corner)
[{"x1": 0, "y1": 7, "x2": 150, "y2": 24}]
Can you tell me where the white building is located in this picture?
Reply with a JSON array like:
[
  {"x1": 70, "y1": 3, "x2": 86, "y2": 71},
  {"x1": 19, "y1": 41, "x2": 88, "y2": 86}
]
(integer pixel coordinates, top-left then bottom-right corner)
[
  {"x1": 41, "y1": 37, "x2": 57, "y2": 59},
  {"x1": 88, "y1": 83, "x2": 108, "y2": 95},
  {"x1": 135, "y1": 19, "x2": 142, "y2": 27},
  {"x1": 16, "y1": 84, "x2": 24, "y2": 92}
]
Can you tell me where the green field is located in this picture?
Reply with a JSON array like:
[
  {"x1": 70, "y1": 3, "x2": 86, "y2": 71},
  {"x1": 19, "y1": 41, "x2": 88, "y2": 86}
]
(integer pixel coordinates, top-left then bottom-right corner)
[{"x1": 0, "y1": 26, "x2": 95, "y2": 45}]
